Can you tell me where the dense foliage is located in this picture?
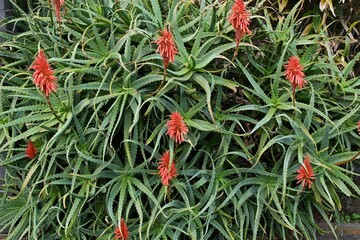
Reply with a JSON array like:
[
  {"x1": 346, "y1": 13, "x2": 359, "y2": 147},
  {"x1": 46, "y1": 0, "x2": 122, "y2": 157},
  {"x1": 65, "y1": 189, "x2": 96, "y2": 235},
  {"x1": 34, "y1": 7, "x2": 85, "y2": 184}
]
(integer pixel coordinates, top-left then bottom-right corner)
[{"x1": 0, "y1": 0, "x2": 359, "y2": 239}]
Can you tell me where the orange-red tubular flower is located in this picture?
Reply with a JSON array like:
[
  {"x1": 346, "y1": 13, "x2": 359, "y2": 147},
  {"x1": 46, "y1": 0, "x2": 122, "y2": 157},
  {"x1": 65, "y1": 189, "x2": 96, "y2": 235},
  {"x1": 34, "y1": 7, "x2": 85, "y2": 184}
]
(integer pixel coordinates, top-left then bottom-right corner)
[
  {"x1": 158, "y1": 150, "x2": 177, "y2": 186},
  {"x1": 114, "y1": 218, "x2": 129, "y2": 240},
  {"x1": 53, "y1": 0, "x2": 65, "y2": 23},
  {"x1": 31, "y1": 50, "x2": 58, "y2": 97},
  {"x1": 166, "y1": 112, "x2": 189, "y2": 144},
  {"x1": 284, "y1": 56, "x2": 307, "y2": 94},
  {"x1": 228, "y1": 0, "x2": 252, "y2": 46},
  {"x1": 296, "y1": 155, "x2": 315, "y2": 189},
  {"x1": 53, "y1": 0, "x2": 65, "y2": 22},
  {"x1": 154, "y1": 27, "x2": 178, "y2": 70},
  {"x1": 26, "y1": 141, "x2": 37, "y2": 159}
]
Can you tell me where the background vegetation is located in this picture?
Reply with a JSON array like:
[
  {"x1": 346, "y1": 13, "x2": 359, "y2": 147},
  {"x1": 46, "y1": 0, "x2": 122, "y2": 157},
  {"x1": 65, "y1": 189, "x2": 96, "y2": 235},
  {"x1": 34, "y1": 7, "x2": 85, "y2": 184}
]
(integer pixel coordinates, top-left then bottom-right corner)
[{"x1": 0, "y1": 0, "x2": 359, "y2": 239}]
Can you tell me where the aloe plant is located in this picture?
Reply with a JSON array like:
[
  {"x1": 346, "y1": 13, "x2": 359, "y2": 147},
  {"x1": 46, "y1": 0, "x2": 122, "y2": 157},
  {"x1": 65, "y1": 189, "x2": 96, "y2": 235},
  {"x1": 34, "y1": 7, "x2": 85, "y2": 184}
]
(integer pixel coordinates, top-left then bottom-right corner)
[{"x1": 0, "y1": 0, "x2": 359, "y2": 239}]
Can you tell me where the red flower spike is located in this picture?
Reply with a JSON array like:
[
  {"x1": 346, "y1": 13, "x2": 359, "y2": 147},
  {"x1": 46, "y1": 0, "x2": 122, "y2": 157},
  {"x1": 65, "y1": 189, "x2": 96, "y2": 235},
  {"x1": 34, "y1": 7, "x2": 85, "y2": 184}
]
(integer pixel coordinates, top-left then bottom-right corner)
[
  {"x1": 357, "y1": 121, "x2": 360, "y2": 135},
  {"x1": 114, "y1": 218, "x2": 129, "y2": 240},
  {"x1": 296, "y1": 155, "x2": 315, "y2": 189},
  {"x1": 284, "y1": 56, "x2": 307, "y2": 93},
  {"x1": 158, "y1": 150, "x2": 177, "y2": 186},
  {"x1": 53, "y1": 0, "x2": 65, "y2": 23},
  {"x1": 154, "y1": 27, "x2": 178, "y2": 70},
  {"x1": 229, "y1": 0, "x2": 252, "y2": 46},
  {"x1": 31, "y1": 50, "x2": 58, "y2": 97},
  {"x1": 166, "y1": 112, "x2": 189, "y2": 144},
  {"x1": 26, "y1": 141, "x2": 37, "y2": 159}
]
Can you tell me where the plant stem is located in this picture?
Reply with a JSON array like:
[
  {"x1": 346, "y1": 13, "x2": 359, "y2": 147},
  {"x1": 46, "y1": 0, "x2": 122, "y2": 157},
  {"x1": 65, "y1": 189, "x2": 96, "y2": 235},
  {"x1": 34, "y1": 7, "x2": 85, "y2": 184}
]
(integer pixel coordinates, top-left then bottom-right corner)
[
  {"x1": 295, "y1": 188, "x2": 305, "y2": 196},
  {"x1": 159, "y1": 68, "x2": 167, "y2": 91},
  {"x1": 46, "y1": 96, "x2": 65, "y2": 124},
  {"x1": 150, "y1": 67, "x2": 167, "y2": 96},
  {"x1": 231, "y1": 44, "x2": 239, "y2": 63},
  {"x1": 292, "y1": 87, "x2": 296, "y2": 107}
]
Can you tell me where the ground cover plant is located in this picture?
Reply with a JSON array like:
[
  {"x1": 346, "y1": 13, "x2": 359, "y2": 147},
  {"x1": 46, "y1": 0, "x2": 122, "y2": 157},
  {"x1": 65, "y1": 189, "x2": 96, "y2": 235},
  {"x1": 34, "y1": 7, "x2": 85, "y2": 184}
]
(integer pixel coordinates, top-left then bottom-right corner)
[{"x1": 0, "y1": 0, "x2": 360, "y2": 239}]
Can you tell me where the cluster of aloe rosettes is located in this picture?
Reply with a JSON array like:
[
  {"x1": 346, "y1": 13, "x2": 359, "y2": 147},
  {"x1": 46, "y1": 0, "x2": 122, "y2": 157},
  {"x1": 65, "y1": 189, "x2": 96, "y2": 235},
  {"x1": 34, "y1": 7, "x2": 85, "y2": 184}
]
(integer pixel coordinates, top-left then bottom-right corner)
[{"x1": 26, "y1": 0, "x2": 315, "y2": 204}]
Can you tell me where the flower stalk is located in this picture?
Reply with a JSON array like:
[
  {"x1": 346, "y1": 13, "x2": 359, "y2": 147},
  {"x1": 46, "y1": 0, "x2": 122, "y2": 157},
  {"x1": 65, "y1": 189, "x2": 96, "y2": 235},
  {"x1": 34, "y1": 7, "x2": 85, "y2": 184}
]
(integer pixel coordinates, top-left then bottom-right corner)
[{"x1": 46, "y1": 95, "x2": 65, "y2": 124}]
